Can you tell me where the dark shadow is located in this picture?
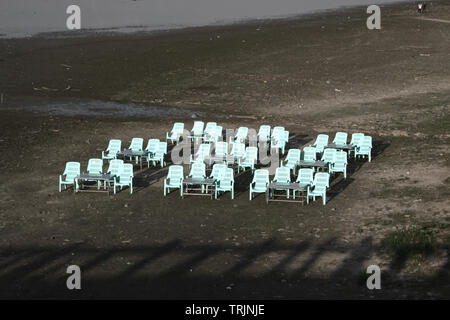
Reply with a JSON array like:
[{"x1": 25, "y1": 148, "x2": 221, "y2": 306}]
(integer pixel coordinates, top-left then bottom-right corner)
[{"x1": 0, "y1": 237, "x2": 448, "y2": 299}]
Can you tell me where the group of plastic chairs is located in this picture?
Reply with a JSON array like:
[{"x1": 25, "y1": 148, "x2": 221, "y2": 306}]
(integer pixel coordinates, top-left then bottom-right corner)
[
  {"x1": 167, "y1": 121, "x2": 290, "y2": 155},
  {"x1": 58, "y1": 158, "x2": 134, "y2": 194},
  {"x1": 253, "y1": 132, "x2": 373, "y2": 205},
  {"x1": 164, "y1": 163, "x2": 235, "y2": 199},
  {"x1": 248, "y1": 168, "x2": 330, "y2": 205},
  {"x1": 59, "y1": 137, "x2": 168, "y2": 194},
  {"x1": 59, "y1": 120, "x2": 372, "y2": 204}
]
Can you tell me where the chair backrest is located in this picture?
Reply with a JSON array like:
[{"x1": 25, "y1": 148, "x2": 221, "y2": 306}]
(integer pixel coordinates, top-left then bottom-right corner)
[
  {"x1": 258, "y1": 125, "x2": 271, "y2": 142},
  {"x1": 210, "y1": 163, "x2": 227, "y2": 179},
  {"x1": 107, "y1": 159, "x2": 124, "y2": 176},
  {"x1": 314, "y1": 134, "x2": 329, "y2": 148},
  {"x1": 363, "y1": 136, "x2": 372, "y2": 148},
  {"x1": 205, "y1": 122, "x2": 217, "y2": 134},
  {"x1": 215, "y1": 125, "x2": 223, "y2": 137},
  {"x1": 302, "y1": 146, "x2": 317, "y2": 162},
  {"x1": 296, "y1": 168, "x2": 314, "y2": 184},
  {"x1": 145, "y1": 139, "x2": 160, "y2": 153},
  {"x1": 218, "y1": 167, "x2": 234, "y2": 184},
  {"x1": 321, "y1": 148, "x2": 337, "y2": 163},
  {"x1": 167, "y1": 165, "x2": 183, "y2": 180},
  {"x1": 245, "y1": 146, "x2": 258, "y2": 162},
  {"x1": 63, "y1": 162, "x2": 80, "y2": 180},
  {"x1": 334, "y1": 150, "x2": 348, "y2": 164},
  {"x1": 272, "y1": 126, "x2": 285, "y2": 138},
  {"x1": 358, "y1": 136, "x2": 372, "y2": 152},
  {"x1": 333, "y1": 132, "x2": 348, "y2": 146},
  {"x1": 236, "y1": 127, "x2": 248, "y2": 139},
  {"x1": 118, "y1": 163, "x2": 134, "y2": 183},
  {"x1": 215, "y1": 141, "x2": 228, "y2": 157},
  {"x1": 87, "y1": 158, "x2": 103, "y2": 174},
  {"x1": 195, "y1": 143, "x2": 211, "y2": 158},
  {"x1": 252, "y1": 169, "x2": 269, "y2": 188},
  {"x1": 172, "y1": 122, "x2": 184, "y2": 133},
  {"x1": 189, "y1": 162, "x2": 206, "y2": 179},
  {"x1": 192, "y1": 121, "x2": 204, "y2": 135},
  {"x1": 286, "y1": 149, "x2": 301, "y2": 164},
  {"x1": 106, "y1": 139, "x2": 122, "y2": 153},
  {"x1": 313, "y1": 172, "x2": 330, "y2": 189},
  {"x1": 274, "y1": 167, "x2": 291, "y2": 184},
  {"x1": 129, "y1": 138, "x2": 144, "y2": 151},
  {"x1": 156, "y1": 141, "x2": 168, "y2": 156},
  {"x1": 231, "y1": 142, "x2": 246, "y2": 159},
  {"x1": 350, "y1": 133, "x2": 365, "y2": 146}
]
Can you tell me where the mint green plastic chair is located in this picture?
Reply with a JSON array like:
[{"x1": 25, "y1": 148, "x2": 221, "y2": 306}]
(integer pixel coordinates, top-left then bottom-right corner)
[
  {"x1": 233, "y1": 127, "x2": 249, "y2": 144},
  {"x1": 215, "y1": 167, "x2": 234, "y2": 199},
  {"x1": 313, "y1": 134, "x2": 329, "y2": 155},
  {"x1": 87, "y1": 158, "x2": 103, "y2": 174},
  {"x1": 333, "y1": 132, "x2": 348, "y2": 146},
  {"x1": 349, "y1": 133, "x2": 364, "y2": 157},
  {"x1": 307, "y1": 172, "x2": 330, "y2": 205},
  {"x1": 271, "y1": 167, "x2": 291, "y2": 198},
  {"x1": 302, "y1": 146, "x2": 317, "y2": 162},
  {"x1": 86, "y1": 158, "x2": 104, "y2": 190},
  {"x1": 330, "y1": 150, "x2": 348, "y2": 179},
  {"x1": 238, "y1": 146, "x2": 258, "y2": 173},
  {"x1": 102, "y1": 139, "x2": 121, "y2": 161},
  {"x1": 191, "y1": 121, "x2": 204, "y2": 143},
  {"x1": 191, "y1": 143, "x2": 211, "y2": 164},
  {"x1": 207, "y1": 163, "x2": 227, "y2": 193},
  {"x1": 114, "y1": 163, "x2": 134, "y2": 194},
  {"x1": 230, "y1": 142, "x2": 246, "y2": 164},
  {"x1": 249, "y1": 169, "x2": 269, "y2": 200},
  {"x1": 321, "y1": 148, "x2": 337, "y2": 169},
  {"x1": 204, "y1": 122, "x2": 217, "y2": 135},
  {"x1": 204, "y1": 125, "x2": 222, "y2": 143},
  {"x1": 355, "y1": 136, "x2": 372, "y2": 162},
  {"x1": 105, "y1": 159, "x2": 124, "y2": 188},
  {"x1": 271, "y1": 127, "x2": 287, "y2": 154},
  {"x1": 187, "y1": 162, "x2": 206, "y2": 193},
  {"x1": 142, "y1": 139, "x2": 160, "y2": 167},
  {"x1": 128, "y1": 138, "x2": 144, "y2": 163},
  {"x1": 59, "y1": 162, "x2": 80, "y2": 192},
  {"x1": 147, "y1": 141, "x2": 167, "y2": 168},
  {"x1": 164, "y1": 165, "x2": 184, "y2": 196},
  {"x1": 258, "y1": 125, "x2": 271, "y2": 145},
  {"x1": 166, "y1": 122, "x2": 185, "y2": 144},
  {"x1": 211, "y1": 141, "x2": 228, "y2": 164},
  {"x1": 296, "y1": 168, "x2": 314, "y2": 188},
  {"x1": 188, "y1": 162, "x2": 206, "y2": 180},
  {"x1": 293, "y1": 168, "x2": 314, "y2": 199},
  {"x1": 283, "y1": 149, "x2": 301, "y2": 175}
]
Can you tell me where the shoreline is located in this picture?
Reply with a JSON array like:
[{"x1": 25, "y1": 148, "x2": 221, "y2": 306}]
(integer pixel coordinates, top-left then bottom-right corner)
[{"x1": 1, "y1": 0, "x2": 412, "y2": 40}]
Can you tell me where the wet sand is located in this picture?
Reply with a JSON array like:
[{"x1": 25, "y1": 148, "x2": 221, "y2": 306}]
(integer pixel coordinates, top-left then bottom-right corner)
[{"x1": 0, "y1": 1, "x2": 449, "y2": 299}]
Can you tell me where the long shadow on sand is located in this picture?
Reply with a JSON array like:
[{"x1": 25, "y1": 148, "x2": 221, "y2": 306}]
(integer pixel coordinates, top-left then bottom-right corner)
[{"x1": 0, "y1": 236, "x2": 447, "y2": 299}]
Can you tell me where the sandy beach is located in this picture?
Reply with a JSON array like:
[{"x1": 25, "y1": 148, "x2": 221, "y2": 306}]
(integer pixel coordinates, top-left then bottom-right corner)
[{"x1": 0, "y1": 1, "x2": 449, "y2": 299}]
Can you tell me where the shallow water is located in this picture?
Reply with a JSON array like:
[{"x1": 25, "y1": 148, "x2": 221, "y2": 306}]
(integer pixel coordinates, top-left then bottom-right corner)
[
  {"x1": 0, "y1": 0, "x2": 410, "y2": 38},
  {"x1": 0, "y1": 99, "x2": 207, "y2": 119}
]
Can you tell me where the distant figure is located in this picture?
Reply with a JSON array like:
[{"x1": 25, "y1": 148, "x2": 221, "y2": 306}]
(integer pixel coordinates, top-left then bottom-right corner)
[{"x1": 417, "y1": 2, "x2": 427, "y2": 14}]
